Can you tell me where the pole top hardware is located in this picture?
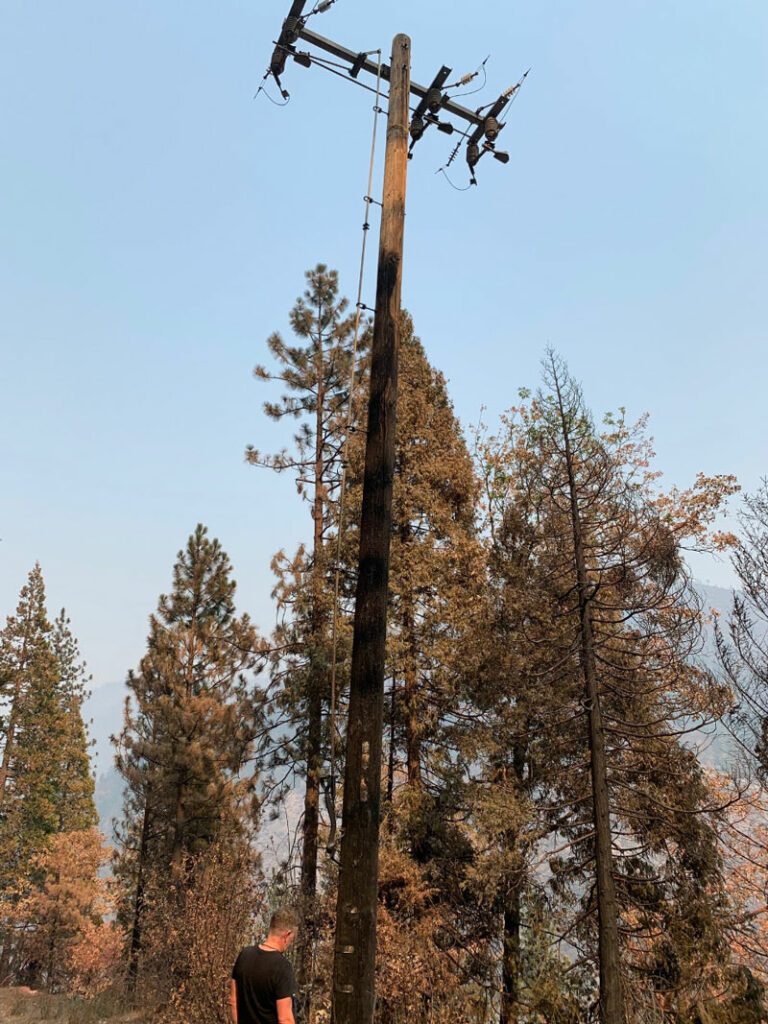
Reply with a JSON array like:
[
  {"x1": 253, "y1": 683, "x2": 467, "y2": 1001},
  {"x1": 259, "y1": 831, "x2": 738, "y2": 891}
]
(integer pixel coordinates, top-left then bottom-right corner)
[{"x1": 260, "y1": 0, "x2": 528, "y2": 185}]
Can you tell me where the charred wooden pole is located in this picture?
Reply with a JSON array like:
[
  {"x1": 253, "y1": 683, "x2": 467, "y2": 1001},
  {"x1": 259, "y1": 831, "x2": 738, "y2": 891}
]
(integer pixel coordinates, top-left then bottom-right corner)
[
  {"x1": 261, "y1": 13, "x2": 525, "y2": 1020},
  {"x1": 330, "y1": 33, "x2": 411, "y2": 1024}
]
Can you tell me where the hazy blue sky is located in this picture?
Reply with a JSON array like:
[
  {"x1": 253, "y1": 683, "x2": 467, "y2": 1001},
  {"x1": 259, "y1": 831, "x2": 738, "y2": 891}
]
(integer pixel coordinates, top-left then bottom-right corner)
[{"x1": 2, "y1": 1, "x2": 766, "y2": 688}]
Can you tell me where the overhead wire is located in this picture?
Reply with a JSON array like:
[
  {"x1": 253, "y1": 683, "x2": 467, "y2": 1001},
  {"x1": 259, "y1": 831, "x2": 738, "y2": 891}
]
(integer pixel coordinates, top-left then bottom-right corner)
[
  {"x1": 447, "y1": 55, "x2": 490, "y2": 99},
  {"x1": 474, "y1": 68, "x2": 529, "y2": 115},
  {"x1": 309, "y1": 54, "x2": 387, "y2": 100},
  {"x1": 436, "y1": 166, "x2": 474, "y2": 191},
  {"x1": 259, "y1": 85, "x2": 292, "y2": 106},
  {"x1": 254, "y1": 69, "x2": 292, "y2": 105},
  {"x1": 268, "y1": 40, "x2": 388, "y2": 101}
]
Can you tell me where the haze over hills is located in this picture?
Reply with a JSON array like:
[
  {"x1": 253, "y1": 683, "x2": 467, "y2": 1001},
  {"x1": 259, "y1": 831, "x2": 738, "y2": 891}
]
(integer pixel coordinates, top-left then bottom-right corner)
[
  {"x1": 86, "y1": 679, "x2": 125, "y2": 781},
  {"x1": 84, "y1": 677, "x2": 300, "y2": 863},
  {"x1": 83, "y1": 679, "x2": 127, "y2": 842},
  {"x1": 697, "y1": 582, "x2": 736, "y2": 647},
  {"x1": 697, "y1": 582, "x2": 734, "y2": 618}
]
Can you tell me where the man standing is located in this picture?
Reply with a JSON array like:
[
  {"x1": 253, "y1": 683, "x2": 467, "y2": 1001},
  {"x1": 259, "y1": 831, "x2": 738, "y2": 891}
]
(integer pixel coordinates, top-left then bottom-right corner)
[{"x1": 230, "y1": 907, "x2": 300, "y2": 1024}]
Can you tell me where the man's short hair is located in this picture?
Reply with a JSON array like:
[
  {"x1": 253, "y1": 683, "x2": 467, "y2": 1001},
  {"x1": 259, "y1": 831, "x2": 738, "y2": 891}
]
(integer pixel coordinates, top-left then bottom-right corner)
[{"x1": 269, "y1": 906, "x2": 300, "y2": 935}]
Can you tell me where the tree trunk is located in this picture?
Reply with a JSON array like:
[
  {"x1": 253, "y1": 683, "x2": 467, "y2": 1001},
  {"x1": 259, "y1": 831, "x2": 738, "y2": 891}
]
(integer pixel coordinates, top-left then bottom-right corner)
[
  {"x1": 581, "y1": 612, "x2": 623, "y2": 1024},
  {"x1": 386, "y1": 680, "x2": 396, "y2": 815},
  {"x1": 500, "y1": 737, "x2": 527, "y2": 1024},
  {"x1": 299, "y1": 678, "x2": 322, "y2": 1011},
  {"x1": 128, "y1": 797, "x2": 152, "y2": 992},
  {"x1": 45, "y1": 913, "x2": 58, "y2": 992},
  {"x1": 556, "y1": 382, "x2": 624, "y2": 1024},
  {"x1": 170, "y1": 777, "x2": 185, "y2": 874},
  {"x1": 500, "y1": 887, "x2": 521, "y2": 1024},
  {"x1": 297, "y1": 318, "x2": 328, "y2": 1019},
  {"x1": 401, "y1": 528, "x2": 421, "y2": 788}
]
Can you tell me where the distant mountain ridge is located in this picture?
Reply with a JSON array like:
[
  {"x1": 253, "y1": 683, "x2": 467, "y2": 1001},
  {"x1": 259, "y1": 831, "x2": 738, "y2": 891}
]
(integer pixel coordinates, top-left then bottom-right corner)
[
  {"x1": 83, "y1": 679, "x2": 300, "y2": 861},
  {"x1": 86, "y1": 679, "x2": 125, "y2": 779},
  {"x1": 83, "y1": 679, "x2": 126, "y2": 842},
  {"x1": 697, "y1": 582, "x2": 736, "y2": 625}
]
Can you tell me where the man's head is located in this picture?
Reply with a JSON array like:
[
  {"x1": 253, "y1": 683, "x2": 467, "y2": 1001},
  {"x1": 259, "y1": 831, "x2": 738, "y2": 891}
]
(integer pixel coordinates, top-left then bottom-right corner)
[{"x1": 268, "y1": 906, "x2": 300, "y2": 951}]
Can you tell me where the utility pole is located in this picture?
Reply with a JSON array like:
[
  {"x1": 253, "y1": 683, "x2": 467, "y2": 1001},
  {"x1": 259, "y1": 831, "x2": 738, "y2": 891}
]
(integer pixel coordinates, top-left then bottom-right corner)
[
  {"x1": 260, "y1": 9, "x2": 526, "y2": 1023},
  {"x1": 330, "y1": 36, "x2": 409, "y2": 1023}
]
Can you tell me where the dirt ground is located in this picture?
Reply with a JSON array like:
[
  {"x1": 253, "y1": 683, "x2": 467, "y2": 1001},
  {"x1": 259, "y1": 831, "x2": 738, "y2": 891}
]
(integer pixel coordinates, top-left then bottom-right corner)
[{"x1": 0, "y1": 987, "x2": 146, "y2": 1023}]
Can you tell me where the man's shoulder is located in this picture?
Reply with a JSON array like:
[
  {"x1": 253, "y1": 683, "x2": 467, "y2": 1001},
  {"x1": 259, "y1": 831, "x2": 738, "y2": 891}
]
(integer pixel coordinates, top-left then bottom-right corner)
[
  {"x1": 233, "y1": 946, "x2": 260, "y2": 972},
  {"x1": 234, "y1": 946, "x2": 288, "y2": 969}
]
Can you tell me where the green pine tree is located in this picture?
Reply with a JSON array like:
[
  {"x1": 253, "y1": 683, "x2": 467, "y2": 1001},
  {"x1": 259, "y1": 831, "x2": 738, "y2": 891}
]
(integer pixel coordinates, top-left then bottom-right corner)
[
  {"x1": 246, "y1": 263, "x2": 358, "y2": 1001},
  {"x1": 51, "y1": 610, "x2": 97, "y2": 832},
  {"x1": 115, "y1": 524, "x2": 263, "y2": 991},
  {"x1": 0, "y1": 565, "x2": 98, "y2": 984}
]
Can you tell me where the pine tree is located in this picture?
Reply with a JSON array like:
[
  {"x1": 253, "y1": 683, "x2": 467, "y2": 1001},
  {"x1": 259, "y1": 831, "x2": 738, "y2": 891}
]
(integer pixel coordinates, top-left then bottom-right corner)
[
  {"x1": 115, "y1": 524, "x2": 263, "y2": 990},
  {"x1": 462, "y1": 500, "x2": 583, "y2": 1024},
  {"x1": 475, "y1": 353, "x2": 738, "y2": 1022},
  {"x1": 340, "y1": 316, "x2": 484, "y2": 802},
  {"x1": 332, "y1": 316, "x2": 489, "y2": 1023},
  {"x1": 268, "y1": 312, "x2": 490, "y2": 1022},
  {"x1": 10, "y1": 827, "x2": 115, "y2": 993},
  {"x1": 0, "y1": 564, "x2": 57, "y2": 814},
  {"x1": 386, "y1": 319, "x2": 483, "y2": 797},
  {"x1": 51, "y1": 610, "x2": 97, "y2": 832},
  {"x1": 0, "y1": 565, "x2": 98, "y2": 984},
  {"x1": 246, "y1": 263, "x2": 358, "y2": 996}
]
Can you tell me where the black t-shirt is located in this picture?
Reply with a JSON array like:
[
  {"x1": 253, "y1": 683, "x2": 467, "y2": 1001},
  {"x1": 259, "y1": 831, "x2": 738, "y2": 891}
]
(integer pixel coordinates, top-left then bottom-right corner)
[{"x1": 232, "y1": 945, "x2": 296, "y2": 1024}]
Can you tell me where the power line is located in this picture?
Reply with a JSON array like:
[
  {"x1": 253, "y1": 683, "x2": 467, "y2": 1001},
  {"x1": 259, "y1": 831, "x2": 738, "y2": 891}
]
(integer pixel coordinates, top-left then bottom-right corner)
[{"x1": 262, "y1": 0, "x2": 527, "y2": 185}]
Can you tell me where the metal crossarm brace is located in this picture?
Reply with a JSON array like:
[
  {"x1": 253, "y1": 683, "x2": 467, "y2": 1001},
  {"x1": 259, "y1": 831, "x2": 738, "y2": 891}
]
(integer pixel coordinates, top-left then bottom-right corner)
[{"x1": 297, "y1": 26, "x2": 484, "y2": 128}]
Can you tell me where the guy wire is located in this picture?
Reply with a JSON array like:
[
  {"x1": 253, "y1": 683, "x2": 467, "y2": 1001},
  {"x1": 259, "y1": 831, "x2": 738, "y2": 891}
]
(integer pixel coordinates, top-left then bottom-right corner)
[{"x1": 327, "y1": 49, "x2": 383, "y2": 836}]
